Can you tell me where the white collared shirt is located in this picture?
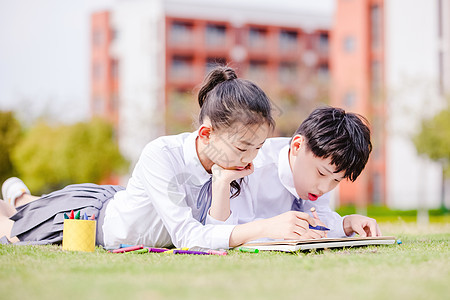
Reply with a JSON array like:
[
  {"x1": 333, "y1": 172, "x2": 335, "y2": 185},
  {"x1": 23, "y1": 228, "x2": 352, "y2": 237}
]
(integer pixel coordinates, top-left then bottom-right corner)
[
  {"x1": 102, "y1": 131, "x2": 236, "y2": 249},
  {"x1": 217, "y1": 137, "x2": 348, "y2": 238}
]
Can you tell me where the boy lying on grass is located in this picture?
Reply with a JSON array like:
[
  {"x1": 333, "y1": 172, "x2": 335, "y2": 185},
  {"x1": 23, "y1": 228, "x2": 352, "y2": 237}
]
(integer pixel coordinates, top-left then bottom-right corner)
[{"x1": 208, "y1": 106, "x2": 381, "y2": 245}]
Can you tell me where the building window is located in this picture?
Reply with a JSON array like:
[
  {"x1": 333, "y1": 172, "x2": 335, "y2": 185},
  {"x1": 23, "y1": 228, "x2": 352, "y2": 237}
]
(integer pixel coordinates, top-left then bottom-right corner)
[
  {"x1": 279, "y1": 30, "x2": 298, "y2": 52},
  {"x1": 279, "y1": 62, "x2": 297, "y2": 84},
  {"x1": 343, "y1": 91, "x2": 356, "y2": 107},
  {"x1": 371, "y1": 60, "x2": 382, "y2": 98},
  {"x1": 248, "y1": 27, "x2": 267, "y2": 49},
  {"x1": 205, "y1": 57, "x2": 227, "y2": 74},
  {"x1": 110, "y1": 93, "x2": 119, "y2": 112},
  {"x1": 111, "y1": 59, "x2": 119, "y2": 79},
  {"x1": 370, "y1": 5, "x2": 381, "y2": 49},
  {"x1": 93, "y1": 63, "x2": 103, "y2": 80},
  {"x1": 93, "y1": 30, "x2": 103, "y2": 46},
  {"x1": 93, "y1": 96, "x2": 104, "y2": 115},
  {"x1": 318, "y1": 33, "x2": 329, "y2": 54},
  {"x1": 170, "y1": 55, "x2": 193, "y2": 79},
  {"x1": 318, "y1": 63, "x2": 329, "y2": 81},
  {"x1": 372, "y1": 118, "x2": 383, "y2": 160},
  {"x1": 372, "y1": 172, "x2": 383, "y2": 205},
  {"x1": 343, "y1": 36, "x2": 355, "y2": 52},
  {"x1": 205, "y1": 24, "x2": 226, "y2": 46},
  {"x1": 170, "y1": 21, "x2": 194, "y2": 44},
  {"x1": 439, "y1": 51, "x2": 444, "y2": 95},
  {"x1": 248, "y1": 60, "x2": 267, "y2": 82},
  {"x1": 111, "y1": 28, "x2": 118, "y2": 42}
]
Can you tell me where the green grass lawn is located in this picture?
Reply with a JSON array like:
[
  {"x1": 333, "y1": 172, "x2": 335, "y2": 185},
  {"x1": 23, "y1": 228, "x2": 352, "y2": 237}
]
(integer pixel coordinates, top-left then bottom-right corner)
[{"x1": 1, "y1": 219, "x2": 449, "y2": 300}]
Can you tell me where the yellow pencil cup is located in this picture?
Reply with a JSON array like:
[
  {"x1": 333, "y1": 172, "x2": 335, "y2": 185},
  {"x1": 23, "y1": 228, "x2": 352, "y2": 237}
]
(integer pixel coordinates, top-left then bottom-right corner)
[{"x1": 62, "y1": 219, "x2": 96, "y2": 252}]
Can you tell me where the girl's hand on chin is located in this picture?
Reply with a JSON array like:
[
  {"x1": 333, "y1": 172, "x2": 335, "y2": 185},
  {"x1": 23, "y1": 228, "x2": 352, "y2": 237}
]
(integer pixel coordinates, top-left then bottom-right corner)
[{"x1": 211, "y1": 163, "x2": 254, "y2": 184}]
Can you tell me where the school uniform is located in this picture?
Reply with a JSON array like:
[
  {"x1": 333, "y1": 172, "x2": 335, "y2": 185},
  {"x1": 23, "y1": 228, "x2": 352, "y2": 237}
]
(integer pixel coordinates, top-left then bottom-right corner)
[
  {"x1": 102, "y1": 131, "x2": 236, "y2": 250},
  {"x1": 221, "y1": 137, "x2": 348, "y2": 238},
  {"x1": 6, "y1": 184, "x2": 123, "y2": 246},
  {"x1": 4, "y1": 133, "x2": 347, "y2": 248},
  {"x1": 5, "y1": 131, "x2": 235, "y2": 249}
]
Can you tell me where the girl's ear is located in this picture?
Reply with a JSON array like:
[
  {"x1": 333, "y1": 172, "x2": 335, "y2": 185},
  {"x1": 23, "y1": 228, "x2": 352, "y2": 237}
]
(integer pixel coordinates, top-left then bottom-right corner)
[
  {"x1": 290, "y1": 135, "x2": 304, "y2": 156},
  {"x1": 198, "y1": 124, "x2": 212, "y2": 145}
]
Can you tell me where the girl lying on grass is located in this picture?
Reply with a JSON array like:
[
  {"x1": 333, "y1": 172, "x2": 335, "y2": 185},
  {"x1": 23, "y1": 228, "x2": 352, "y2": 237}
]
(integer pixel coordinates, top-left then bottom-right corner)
[{"x1": 0, "y1": 66, "x2": 322, "y2": 250}]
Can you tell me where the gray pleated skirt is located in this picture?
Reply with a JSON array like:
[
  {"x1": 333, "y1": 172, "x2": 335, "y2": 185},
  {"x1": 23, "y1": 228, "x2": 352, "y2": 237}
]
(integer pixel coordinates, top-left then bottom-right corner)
[{"x1": 7, "y1": 183, "x2": 124, "y2": 246}]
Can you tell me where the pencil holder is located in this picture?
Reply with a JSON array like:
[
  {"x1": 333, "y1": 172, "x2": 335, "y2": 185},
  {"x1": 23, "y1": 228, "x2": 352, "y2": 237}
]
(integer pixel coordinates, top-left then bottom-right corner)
[{"x1": 62, "y1": 219, "x2": 96, "y2": 252}]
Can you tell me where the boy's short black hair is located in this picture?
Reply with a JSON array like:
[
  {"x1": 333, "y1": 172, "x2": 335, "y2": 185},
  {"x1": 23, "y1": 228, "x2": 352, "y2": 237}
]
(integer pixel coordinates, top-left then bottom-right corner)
[{"x1": 293, "y1": 106, "x2": 372, "y2": 182}]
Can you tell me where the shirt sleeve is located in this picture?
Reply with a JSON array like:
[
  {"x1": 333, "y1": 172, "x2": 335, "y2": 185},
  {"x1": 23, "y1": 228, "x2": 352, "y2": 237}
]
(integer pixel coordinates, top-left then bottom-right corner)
[
  {"x1": 205, "y1": 209, "x2": 239, "y2": 225},
  {"x1": 302, "y1": 193, "x2": 348, "y2": 238},
  {"x1": 133, "y1": 143, "x2": 236, "y2": 249}
]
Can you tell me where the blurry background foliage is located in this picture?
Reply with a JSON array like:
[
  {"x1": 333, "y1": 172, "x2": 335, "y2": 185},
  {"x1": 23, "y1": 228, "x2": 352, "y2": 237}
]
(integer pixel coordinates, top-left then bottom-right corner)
[
  {"x1": 0, "y1": 111, "x2": 22, "y2": 184},
  {"x1": 414, "y1": 102, "x2": 450, "y2": 177},
  {"x1": 0, "y1": 112, "x2": 128, "y2": 195}
]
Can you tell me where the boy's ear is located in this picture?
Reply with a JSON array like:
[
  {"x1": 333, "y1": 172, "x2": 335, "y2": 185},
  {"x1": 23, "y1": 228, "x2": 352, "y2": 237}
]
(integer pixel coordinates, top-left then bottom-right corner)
[
  {"x1": 290, "y1": 135, "x2": 305, "y2": 156},
  {"x1": 198, "y1": 123, "x2": 212, "y2": 145}
]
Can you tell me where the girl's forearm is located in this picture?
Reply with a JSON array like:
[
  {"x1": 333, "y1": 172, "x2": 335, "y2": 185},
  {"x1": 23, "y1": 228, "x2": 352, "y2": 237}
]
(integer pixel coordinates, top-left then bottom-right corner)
[
  {"x1": 228, "y1": 219, "x2": 266, "y2": 247},
  {"x1": 209, "y1": 180, "x2": 232, "y2": 221},
  {"x1": 228, "y1": 211, "x2": 317, "y2": 247}
]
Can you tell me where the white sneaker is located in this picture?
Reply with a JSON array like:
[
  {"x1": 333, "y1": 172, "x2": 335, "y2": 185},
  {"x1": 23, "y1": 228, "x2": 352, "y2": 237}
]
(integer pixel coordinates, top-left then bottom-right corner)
[{"x1": 1, "y1": 177, "x2": 31, "y2": 207}]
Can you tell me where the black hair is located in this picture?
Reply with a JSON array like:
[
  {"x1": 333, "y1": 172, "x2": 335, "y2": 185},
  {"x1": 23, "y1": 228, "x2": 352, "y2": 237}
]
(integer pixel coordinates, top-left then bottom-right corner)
[
  {"x1": 198, "y1": 66, "x2": 275, "y2": 197},
  {"x1": 198, "y1": 66, "x2": 275, "y2": 131},
  {"x1": 293, "y1": 106, "x2": 372, "y2": 182}
]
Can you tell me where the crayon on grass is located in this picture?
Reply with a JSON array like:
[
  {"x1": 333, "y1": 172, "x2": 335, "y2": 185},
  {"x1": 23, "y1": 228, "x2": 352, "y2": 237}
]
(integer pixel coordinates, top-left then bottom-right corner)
[
  {"x1": 127, "y1": 248, "x2": 149, "y2": 254},
  {"x1": 164, "y1": 247, "x2": 189, "y2": 254},
  {"x1": 207, "y1": 250, "x2": 227, "y2": 256},
  {"x1": 173, "y1": 250, "x2": 210, "y2": 255},
  {"x1": 188, "y1": 247, "x2": 227, "y2": 256},
  {"x1": 111, "y1": 245, "x2": 144, "y2": 253},
  {"x1": 147, "y1": 247, "x2": 170, "y2": 253},
  {"x1": 74, "y1": 211, "x2": 81, "y2": 220},
  {"x1": 120, "y1": 244, "x2": 135, "y2": 248},
  {"x1": 238, "y1": 247, "x2": 259, "y2": 253}
]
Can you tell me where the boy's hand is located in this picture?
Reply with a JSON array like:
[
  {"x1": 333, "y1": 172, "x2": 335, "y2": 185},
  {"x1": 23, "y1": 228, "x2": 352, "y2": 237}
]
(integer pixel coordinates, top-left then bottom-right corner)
[
  {"x1": 343, "y1": 214, "x2": 382, "y2": 237},
  {"x1": 297, "y1": 225, "x2": 327, "y2": 240},
  {"x1": 263, "y1": 211, "x2": 326, "y2": 240},
  {"x1": 211, "y1": 163, "x2": 254, "y2": 185},
  {"x1": 308, "y1": 207, "x2": 328, "y2": 239}
]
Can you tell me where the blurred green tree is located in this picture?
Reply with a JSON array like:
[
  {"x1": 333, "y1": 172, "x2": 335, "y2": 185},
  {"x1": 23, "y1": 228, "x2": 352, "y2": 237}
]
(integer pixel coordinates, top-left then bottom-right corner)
[
  {"x1": 0, "y1": 111, "x2": 22, "y2": 184},
  {"x1": 11, "y1": 118, "x2": 129, "y2": 194},
  {"x1": 413, "y1": 104, "x2": 450, "y2": 177}
]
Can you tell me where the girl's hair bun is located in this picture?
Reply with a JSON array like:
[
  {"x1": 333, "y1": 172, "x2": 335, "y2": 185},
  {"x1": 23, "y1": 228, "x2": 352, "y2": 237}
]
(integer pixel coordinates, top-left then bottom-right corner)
[{"x1": 198, "y1": 66, "x2": 237, "y2": 108}]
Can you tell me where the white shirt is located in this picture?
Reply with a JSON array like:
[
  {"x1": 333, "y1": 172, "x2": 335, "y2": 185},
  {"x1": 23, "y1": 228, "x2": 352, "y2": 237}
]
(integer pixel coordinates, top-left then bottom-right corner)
[
  {"x1": 102, "y1": 131, "x2": 236, "y2": 249},
  {"x1": 221, "y1": 137, "x2": 348, "y2": 238}
]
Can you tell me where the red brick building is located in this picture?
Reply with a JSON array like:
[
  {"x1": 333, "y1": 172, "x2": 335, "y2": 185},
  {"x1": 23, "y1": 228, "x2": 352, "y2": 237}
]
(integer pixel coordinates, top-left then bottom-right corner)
[
  {"x1": 90, "y1": 1, "x2": 387, "y2": 207},
  {"x1": 164, "y1": 16, "x2": 331, "y2": 134},
  {"x1": 331, "y1": 0, "x2": 385, "y2": 207}
]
